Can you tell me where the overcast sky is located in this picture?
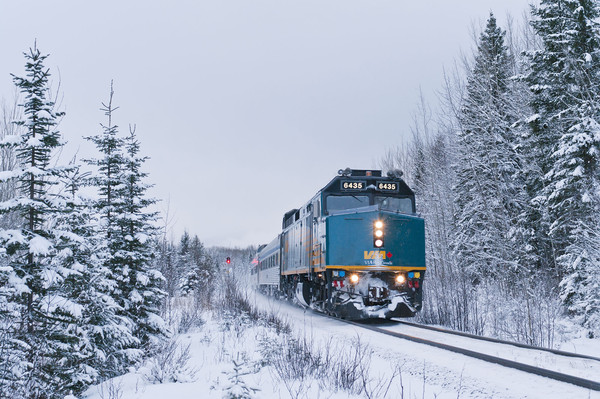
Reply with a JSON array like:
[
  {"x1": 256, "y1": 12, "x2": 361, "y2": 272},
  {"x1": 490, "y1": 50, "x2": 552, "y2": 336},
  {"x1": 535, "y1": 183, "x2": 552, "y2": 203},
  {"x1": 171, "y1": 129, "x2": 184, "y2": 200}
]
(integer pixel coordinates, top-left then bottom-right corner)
[{"x1": 0, "y1": 1, "x2": 531, "y2": 248}]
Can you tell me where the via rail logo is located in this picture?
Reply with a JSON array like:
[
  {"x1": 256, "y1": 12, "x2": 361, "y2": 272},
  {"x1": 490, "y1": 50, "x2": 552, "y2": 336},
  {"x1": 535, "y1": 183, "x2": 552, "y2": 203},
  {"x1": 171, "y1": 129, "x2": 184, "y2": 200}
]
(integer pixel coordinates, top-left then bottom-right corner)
[{"x1": 363, "y1": 250, "x2": 393, "y2": 265}]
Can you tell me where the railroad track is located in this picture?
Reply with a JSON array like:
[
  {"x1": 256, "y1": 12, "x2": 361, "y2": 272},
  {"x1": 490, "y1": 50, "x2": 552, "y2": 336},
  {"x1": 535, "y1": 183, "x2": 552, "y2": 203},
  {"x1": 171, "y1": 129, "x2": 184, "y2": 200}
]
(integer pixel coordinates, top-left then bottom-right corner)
[
  {"x1": 394, "y1": 319, "x2": 600, "y2": 362},
  {"x1": 338, "y1": 317, "x2": 600, "y2": 391}
]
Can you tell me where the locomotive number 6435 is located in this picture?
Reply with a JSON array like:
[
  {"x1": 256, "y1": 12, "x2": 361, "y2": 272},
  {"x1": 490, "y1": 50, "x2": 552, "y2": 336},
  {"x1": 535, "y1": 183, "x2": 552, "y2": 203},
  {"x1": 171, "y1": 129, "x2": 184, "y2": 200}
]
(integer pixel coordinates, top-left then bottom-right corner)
[{"x1": 252, "y1": 168, "x2": 426, "y2": 320}]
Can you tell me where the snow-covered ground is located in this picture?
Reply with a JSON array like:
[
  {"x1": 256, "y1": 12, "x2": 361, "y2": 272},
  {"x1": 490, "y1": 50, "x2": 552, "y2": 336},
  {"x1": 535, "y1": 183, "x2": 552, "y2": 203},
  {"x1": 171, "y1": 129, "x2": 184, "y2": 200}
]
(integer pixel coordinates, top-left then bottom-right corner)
[{"x1": 84, "y1": 291, "x2": 600, "y2": 399}]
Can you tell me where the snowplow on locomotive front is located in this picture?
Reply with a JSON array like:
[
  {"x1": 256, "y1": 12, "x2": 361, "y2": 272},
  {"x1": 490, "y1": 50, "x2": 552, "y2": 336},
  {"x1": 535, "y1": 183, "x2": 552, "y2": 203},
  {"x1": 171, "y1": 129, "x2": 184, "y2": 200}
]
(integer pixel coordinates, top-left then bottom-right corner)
[{"x1": 253, "y1": 168, "x2": 426, "y2": 320}]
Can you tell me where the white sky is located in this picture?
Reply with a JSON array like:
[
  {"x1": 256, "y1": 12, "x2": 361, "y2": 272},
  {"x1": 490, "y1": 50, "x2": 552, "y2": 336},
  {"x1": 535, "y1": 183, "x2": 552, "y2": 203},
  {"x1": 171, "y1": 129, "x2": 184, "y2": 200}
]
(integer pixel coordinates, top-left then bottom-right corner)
[{"x1": 0, "y1": 1, "x2": 531, "y2": 247}]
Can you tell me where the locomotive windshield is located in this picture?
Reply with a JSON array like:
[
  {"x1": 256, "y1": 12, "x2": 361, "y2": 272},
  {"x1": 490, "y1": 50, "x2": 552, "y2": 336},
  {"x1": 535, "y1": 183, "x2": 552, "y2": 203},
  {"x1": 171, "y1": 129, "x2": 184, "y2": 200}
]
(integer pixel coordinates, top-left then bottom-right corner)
[
  {"x1": 375, "y1": 196, "x2": 413, "y2": 214},
  {"x1": 326, "y1": 195, "x2": 369, "y2": 212},
  {"x1": 325, "y1": 194, "x2": 414, "y2": 214}
]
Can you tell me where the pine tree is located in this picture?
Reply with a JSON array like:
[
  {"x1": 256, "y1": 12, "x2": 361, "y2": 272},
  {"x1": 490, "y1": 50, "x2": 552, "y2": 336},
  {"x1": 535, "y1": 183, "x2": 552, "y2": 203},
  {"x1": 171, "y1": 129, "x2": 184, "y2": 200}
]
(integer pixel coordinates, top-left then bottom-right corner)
[
  {"x1": 165, "y1": 231, "x2": 191, "y2": 298},
  {"x1": 9, "y1": 44, "x2": 68, "y2": 398},
  {"x1": 53, "y1": 167, "x2": 138, "y2": 383},
  {"x1": 178, "y1": 232, "x2": 196, "y2": 295},
  {"x1": 452, "y1": 14, "x2": 526, "y2": 281},
  {"x1": 0, "y1": 44, "x2": 96, "y2": 398},
  {"x1": 112, "y1": 126, "x2": 168, "y2": 349},
  {"x1": 159, "y1": 239, "x2": 178, "y2": 298},
  {"x1": 180, "y1": 235, "x2": 216, "y2": 307},
  {"x1": 85, "y1": 86, "x2": 144, "y2": 369},
  {"x1": 527, "y1": 0, "x2": 600, "y2": 332},
  {"x1": 85, "y1": 82, "x2": 125, "y2": 245},
  {"x1": 42, "y1": 171, "x2": 104, "y2": 394}
]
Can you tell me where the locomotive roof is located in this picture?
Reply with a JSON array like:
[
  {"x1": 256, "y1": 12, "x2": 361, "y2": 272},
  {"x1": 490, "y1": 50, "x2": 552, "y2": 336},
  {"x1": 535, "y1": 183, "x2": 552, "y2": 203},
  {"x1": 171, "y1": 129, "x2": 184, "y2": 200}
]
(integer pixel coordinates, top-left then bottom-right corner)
[
  {"x1": 321, "y1": 168, "x2": 414, "y2": 196},
  {"x1": 281, "y1": 168, "x2": 414, "y2": 229}
]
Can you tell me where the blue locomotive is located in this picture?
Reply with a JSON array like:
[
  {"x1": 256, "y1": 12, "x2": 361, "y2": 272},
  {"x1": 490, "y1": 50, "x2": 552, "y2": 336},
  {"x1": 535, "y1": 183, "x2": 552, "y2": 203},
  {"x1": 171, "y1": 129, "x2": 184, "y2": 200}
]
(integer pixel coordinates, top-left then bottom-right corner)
[{"x1": 253, "y1": 168, "x2": 426, "y2": 319}]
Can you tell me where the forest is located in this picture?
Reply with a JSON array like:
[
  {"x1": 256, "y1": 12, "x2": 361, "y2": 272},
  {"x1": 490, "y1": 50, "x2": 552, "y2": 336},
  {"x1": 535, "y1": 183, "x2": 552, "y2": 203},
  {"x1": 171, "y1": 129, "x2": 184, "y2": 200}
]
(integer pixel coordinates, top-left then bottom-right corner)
[{"x1": 380, "y1": 3, "x2": 600, "y2": 347}]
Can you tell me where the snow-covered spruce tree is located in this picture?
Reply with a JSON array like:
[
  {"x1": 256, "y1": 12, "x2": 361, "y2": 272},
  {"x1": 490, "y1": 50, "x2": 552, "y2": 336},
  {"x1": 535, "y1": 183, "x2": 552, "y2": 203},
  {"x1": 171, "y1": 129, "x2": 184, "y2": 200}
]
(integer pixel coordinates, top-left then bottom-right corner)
[
  {"x1": 157, "y1": 237, "x2": 178, "y2": 298},
  {"x1": 4, "y1": 44, "x2": 67, "y2": 398},
  {"x1": 0, "y1": 44, "x2": 97, "y2": 398},
  {"x1": 53, "y1": 166, "x2": 140, "y2": 384},
  {"x1": 85, "y1": 85, "x2": 144, "y2": 370},
  {"x1": 452, "y1": 13, "x2": 527, "y2": 282},
  {"x1": 180, "y1": 234, "x2": 217, "y2": 308},
  {"x1": 527, "y1": 0, "x2": 600, "y2": 332},
  {"x1": 42, "y1": 167, "x2": 113, "y2": 394},
  {"x1": 179, "y1": 234, "x2": 201, "y2": 293},
  {"x1": 167, "y1": 230, "x2": 191, "y2": 298},
  {"x1": 85, "y1": 82, "x2": 124, "y2": 247},
  {"x1": 112, "y1": 126, "x2": 168, "y2": 349}
]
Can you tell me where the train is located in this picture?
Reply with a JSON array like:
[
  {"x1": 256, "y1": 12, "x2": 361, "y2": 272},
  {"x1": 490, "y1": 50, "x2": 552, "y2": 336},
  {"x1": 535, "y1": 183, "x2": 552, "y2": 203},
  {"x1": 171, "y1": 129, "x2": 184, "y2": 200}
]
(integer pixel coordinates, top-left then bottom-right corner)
[{"x1": 252, "y1": 168, "x2": 426, "y2": 320}]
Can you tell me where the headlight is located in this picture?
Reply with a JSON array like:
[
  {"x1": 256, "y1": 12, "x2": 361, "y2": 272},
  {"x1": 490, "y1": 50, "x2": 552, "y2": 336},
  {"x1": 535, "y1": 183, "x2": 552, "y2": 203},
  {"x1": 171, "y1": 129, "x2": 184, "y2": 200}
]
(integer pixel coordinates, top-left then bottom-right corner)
[
  {"x1": 350, "y1": 274, "x2": 359, "y2": 284},
  {"x1": 373, "y1": 220, "x2": 384, "y2": 247},
  {"x1": 395, "y1": 274, "x2": 406, "y2": 284}
]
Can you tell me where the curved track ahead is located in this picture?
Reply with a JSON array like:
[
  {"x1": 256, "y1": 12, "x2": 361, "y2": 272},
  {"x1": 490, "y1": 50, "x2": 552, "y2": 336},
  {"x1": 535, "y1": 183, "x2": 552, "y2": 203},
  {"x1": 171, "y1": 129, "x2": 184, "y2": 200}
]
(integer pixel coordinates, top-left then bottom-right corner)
[{"x1": 337, "y1": 318, "x2": 600, "y2": 391}]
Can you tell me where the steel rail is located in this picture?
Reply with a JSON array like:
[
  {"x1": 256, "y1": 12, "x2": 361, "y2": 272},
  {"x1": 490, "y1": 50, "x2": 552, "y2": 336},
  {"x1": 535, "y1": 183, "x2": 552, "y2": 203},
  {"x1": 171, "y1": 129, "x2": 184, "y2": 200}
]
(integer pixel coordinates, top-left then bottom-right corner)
[
  {"x1": 394, "y1": 319, "x2": 600, "y2": 362},
  {"x1": 340, "y1": 318, "x2": 600, "y2": 392}
]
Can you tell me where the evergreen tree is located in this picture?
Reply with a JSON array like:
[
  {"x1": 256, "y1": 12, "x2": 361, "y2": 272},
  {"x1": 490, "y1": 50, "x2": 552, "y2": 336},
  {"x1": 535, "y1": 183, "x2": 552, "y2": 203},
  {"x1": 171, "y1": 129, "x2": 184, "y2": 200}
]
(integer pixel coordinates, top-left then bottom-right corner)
[
  {"x1": 527, "y1": 0, "x2": 600, "y2": 332},
  {"x1": 8, "y1": 44, "x2": 68, "y2": 398},
  {"x1": 180, "y1": 235, "x2": 216, "y2": 307},
  {"x1": 452, "y1": 14, "x2": 526, "y2": 280},
  {"x1": 0, "y1": 44, "x2": 96, "y2": 398},
  {"x1": 42, "y1": 172, "x2": 104, "y2": 394},
  {"x1": 158, "y1": 238, "x2": 178, "y2": 298},
  {"x1": 53, "y1": 167, "x2": 138, "y2": 383},
  {"x1": 164, "y1": 230, "x2": 191, "y2": 298},
  {"x1": 85, "y1": 82, "x2": 125, "y2": 245},
  {"x1": 112, "y1": 126, "x2": 168, "y2": 348},
  {"x1": 178, "y1": 232, "x2": 196, "y2": 295},
  {"x1": 85, "y1": 87, "x2": 144, "y2": 368}
]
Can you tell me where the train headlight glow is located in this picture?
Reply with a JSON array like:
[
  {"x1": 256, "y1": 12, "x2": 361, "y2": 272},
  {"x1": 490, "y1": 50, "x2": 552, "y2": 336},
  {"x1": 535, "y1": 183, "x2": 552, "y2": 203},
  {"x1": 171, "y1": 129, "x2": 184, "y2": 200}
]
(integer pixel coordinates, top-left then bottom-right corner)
[
  {"x1": 396, "y1": 274, "x2": 406, "y2": 284},
  {"x1": 350, "y1": 274, "x2": 359, "y2": 284},
  {"x1": 373, "y1": 220, "x2": 385, "y2": 247}
]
